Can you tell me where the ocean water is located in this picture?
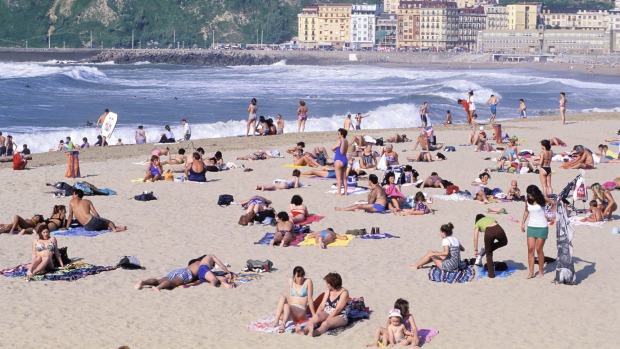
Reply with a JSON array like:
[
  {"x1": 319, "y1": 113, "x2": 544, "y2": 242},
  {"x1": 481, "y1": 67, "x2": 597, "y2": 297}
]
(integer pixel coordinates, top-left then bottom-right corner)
[{"x1": 1, "y1": 60, "x2": 619, "y2": 154}]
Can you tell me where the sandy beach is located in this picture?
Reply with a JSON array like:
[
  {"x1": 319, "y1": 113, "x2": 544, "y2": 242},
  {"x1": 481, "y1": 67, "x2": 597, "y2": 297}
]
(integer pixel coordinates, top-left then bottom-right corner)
[{"x1": 1, "y1": 111, "x2": 619, "y2": 348}]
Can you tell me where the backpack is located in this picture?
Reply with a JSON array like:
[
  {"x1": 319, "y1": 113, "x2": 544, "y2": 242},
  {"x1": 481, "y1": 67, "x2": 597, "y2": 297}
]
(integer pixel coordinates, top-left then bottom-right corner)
[
  {"x1": 375, "y1": 137, "x2": 384, "y2": 146},
  {"x1": 316, "y1": 152, "x2": 327, "y2": 166},
  {"x1": 52, "y1": 247, "x2": 71, "y2": 268},
  {"x1": 117, "y1": 256, "x2": 144, "y2": 270},
  {"x1": 245, "y1": 259, "x2": 273, "y2": 272},
  {"x1": 48, "y1": 182, "x2": 74, "y2": 197},
  {"x1": 217, "y1": 194, "x2": 234, "y2": 207},
  {"x1": 134, "y1": 191, "x2": 157, "y2": 201}
]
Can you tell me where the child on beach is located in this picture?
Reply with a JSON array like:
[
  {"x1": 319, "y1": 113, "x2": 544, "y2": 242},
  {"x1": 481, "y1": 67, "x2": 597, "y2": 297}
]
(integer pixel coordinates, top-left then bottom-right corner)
[
  {"x1": 367, "y1": 299, "x2": 420, "y2": 347},
  {"x1": 506, "y1": 180, "x2": 522, "y2": 201},
  {"x1": 143, "y1": 155, "x2": 164, "y2": 182},
  {"x1": 306, "y1": 228, "x2": 348, "y2": 249},
  {"x1": 270, "y1": 212, "x2": 295, "y2": 247},
  {"x1": 445, "y1": 110, "x2": 452, "y2": 125},
  {"x1": 396, "y1": 192, "x2": 433, "y2": 216},
  {"x1": 581, "y1": 200, "x2": 604, "y2": 223}
]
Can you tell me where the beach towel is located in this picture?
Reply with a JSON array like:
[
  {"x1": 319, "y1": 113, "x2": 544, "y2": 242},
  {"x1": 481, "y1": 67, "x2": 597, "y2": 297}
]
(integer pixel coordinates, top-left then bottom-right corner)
[
  {"x1": 52, "y1": 227, "x2": 112, "y2": 237},
  {"x1": 326, "y1": 187, "x2": 369, "y2": 195},
  {"x1": 358, "y1": 233, "x2": 400, "y2": 239},
  {"x1": 569, "y1": 216, "x2": 605, "y2": 227},
  {"x1": 428, "y1": 265, "x2": 475, "y2": 283},
  {"x1": 0, "y1": 261, "x2": 117, "y2": 281},
  {"x1": 254, "y1": 233, "x2": 305, "y2": 246},
  {"x1": 295, "y1": 215, "x2": 324, "y2": 225},
  {"x1": 432, "y1": 193, "x2": 473, "y2": 201},
  {"x1": 182, "y1": 271, "x2": 262, "y2": 289},
  {"x1": 477, "y1": 265, "x2": 517, "y2": 279},
  {"x1": 555, "y1": 200, "x2": 577, "y2": 285},
  {"x1": 283, "y1": 164, "x2": 306, "y2": 168},
  {"x1": 297, "y1": 234, "x2": 355, "y2": 247}
]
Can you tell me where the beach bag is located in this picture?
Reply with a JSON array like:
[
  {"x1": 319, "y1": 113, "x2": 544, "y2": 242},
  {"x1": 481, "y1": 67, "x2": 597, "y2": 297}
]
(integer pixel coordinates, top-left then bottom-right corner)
[
  {"x1": 254, "y1": 209, "x2": 275, "y2": 223},
  {"x1": 377, "y1": 154, "x2": 388, "y2": 171},
  {"x1": 573, "y1": 177, "x2": 587, "y2": 202},
  {"x1": 375, "y1": 137, "x2": 384, "y2": 146},
  {"x1": 349, "y1": 297, "x2": 366, "y2": 311},
  {"x1": 52, "y1": 247, "x2": 71, "y2": 268},
  {"x1": 12, "y1": 152, "x2": 27, "y2": 170},
  {"x1": 134, "y1": 191, "x2": 157, "y2": 201},
  {"x1": 316, "y1": 152, "x2": 327, "y2": 166},
  {"x1": 117, "y1": 256, "x2": 143, "y2": 270},
  {"x1": 49, "y1": 182, "x2": 74, "y2": 196},
  {"x1": 217, "y1": 194, "x2": 234, "y2": 207},
  {"x1": 245, "y1": 259, "x2": 273, "y2": 272},
  {"x1": 446, "y1": 185, "x2": 460, "y2": 195}
]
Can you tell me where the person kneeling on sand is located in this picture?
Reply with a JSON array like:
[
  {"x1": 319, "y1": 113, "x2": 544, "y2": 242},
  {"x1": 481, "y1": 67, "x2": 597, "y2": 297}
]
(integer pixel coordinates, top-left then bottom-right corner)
[
  {"x1": 135, "y1": 254, "x2": 233, "y2": 291},
  {"x1": 66, "y1": 189, "x2": 126, "y2": 232},
  {"x1": 335, "y1": 174, "x2": 388, "y2": 213}
]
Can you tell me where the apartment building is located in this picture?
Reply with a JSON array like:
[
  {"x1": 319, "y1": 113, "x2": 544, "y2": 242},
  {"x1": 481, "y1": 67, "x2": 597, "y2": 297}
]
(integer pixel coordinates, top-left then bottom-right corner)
[
  {"x1": 298, "y1": 5, "x2": 319, "y2": 49},
  {"x1": 377, "y1": 13, "x2": 398, "y2": 48},
  {"x1": 484, "y1": 5, "x2": 509, "y2": 30},
  {"x1": 351, "y1": 4, "x2": 383, "y2": 49},
  {"x1": 419, "y1": 2, "x2": 459, "y2": 50},
  {"x1": 540, "y1": 8, "x2": 610, "y2": 30},
  {"x1": 507, "y1": 3, "x2": 541, "y2": 30},
  {"x1": 397, "y1": 1, "x2": 421, "y2": 49},
  {"x1": 476, "y1": 28, "x2": 609, "y2": 54},
  {"x1": 459, "y1": 6, "x2": 486, "y2": 50},
  {"x1": 611, "y1": 2, "x2": 620, "y2": 51},
  {"x1": 384, "y1": 0, "x2": 400, "y2": 14},
  {"x1": 317, "y1": 3, "x2": 352, "y2": 49}
]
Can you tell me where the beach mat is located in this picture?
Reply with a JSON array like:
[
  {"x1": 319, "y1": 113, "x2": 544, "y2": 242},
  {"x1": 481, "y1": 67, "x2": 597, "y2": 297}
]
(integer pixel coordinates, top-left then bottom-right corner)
[
  {"x1": 52, "y1": 227, "x2": 112, "y2": 237},
  {"x1": 358, "y1": 233, "x2": 400, "y2": 239},
  {"x1": 296, "y1": 215, "x2": 324, "y2": 225},
  {"x1": 182, "y1": 271, "x2": 262, "y2": 289},
  {"x1": 326, "y1": 187, "x2": 369, "y2": 195},
  {"x1": 0, "y1": 261, "x2": 117, "y2": 281},
  {"x1": 297, "y1": 234, "x2": 355, "y2": 247},
  {"x1": 428, "y1": 265, "x2": 475, "y2": 283},
  {"x1": 477, "y1": 265, "x2": 517, "y2": 279},
  {"x1": 249, "y1": 307, "x2": 370, "y2": 335},
  {"x1": 283, "y1": 164, "x2": 307, "y2": 168},
  {"x1": 254, "y1": 233, "x2": 305, "y2": 246},
  {"x1": 569, "y1": 216, "x2": 606, "y2": 227}
]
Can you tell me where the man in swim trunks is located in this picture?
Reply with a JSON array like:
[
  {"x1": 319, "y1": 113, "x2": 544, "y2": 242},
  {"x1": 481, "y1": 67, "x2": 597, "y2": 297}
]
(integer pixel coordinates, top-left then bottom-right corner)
[
  {"x1": 95, "y1": 108, "x2": 110, "y2": 147},
  {"x1": 66, "y1": 189, "x2": 126, "y2": 232},
  {"x1": 487, "y1": 94, "x2": 499, "y2": 124},
  {"x1": 0, "y1": 132, "x2": 6, "y2": 156},
  {"x1": 355, "y1": 112, "x2": 368, "y2": 130},
  {"x1": 134, "y1": 254, "x2": 233, "y2": 291},
  {"x1": 566, "y1": 145, "x2": 595, "y2": 169},
  {"x1": 335, "y1": 174, "x2": 388, "y2": 213},
  {"x1": 276, "y1": 114, "x2": 285, "y2": 134}
]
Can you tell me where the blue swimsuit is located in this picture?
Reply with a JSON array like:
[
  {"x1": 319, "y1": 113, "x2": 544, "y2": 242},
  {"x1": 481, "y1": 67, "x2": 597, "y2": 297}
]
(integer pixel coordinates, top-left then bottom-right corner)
[{"x1": 334, "y1": 141, "x2": 348, "y2": 167}]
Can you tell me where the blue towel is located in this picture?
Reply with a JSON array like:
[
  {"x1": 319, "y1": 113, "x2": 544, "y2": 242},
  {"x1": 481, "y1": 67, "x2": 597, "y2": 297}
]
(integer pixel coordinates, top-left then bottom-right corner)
[
  {"x1": 477, "y1": 265, "x2": 517, "y2": 279},
  {"x1": 428, "y1": 265, "x2": 476, "y2": 283},
  {"x1": 52, "y1": 227, "x2": 112, "y2": 237},
  {"x1": 359, "y1": 233, "x2": 400, "y2": 239}
]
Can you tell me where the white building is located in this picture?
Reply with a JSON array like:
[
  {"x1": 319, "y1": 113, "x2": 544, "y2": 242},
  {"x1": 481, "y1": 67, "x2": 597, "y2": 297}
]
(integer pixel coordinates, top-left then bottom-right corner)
[{"x1": 351, "y1": 4, "x2": 383, "y2": 49}]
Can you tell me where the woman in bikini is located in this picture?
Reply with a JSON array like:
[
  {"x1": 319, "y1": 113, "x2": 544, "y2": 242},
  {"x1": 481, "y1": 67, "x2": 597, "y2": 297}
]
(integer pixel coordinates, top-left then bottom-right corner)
[
  {"x1": 306, "y1": 228, "x2": 348, "y2": 249},
  {"x1": 246, "y1": 98, "x2": 258, "y2": 137},
  {"x1": 45, "y1": 205, "x2": 67, "y2": 232},
  {"x1": 422, "y1": 172, "x2": 444, "y2": 189},
  {"x1": 289, "y1": 195, "x2": 308, "y2": 224},
  {"x1": 270, "y1": 266, "x2": 315, "y2": 333},
  {"x1": 332, "y1": 128, "x2": 349, "y2": 196},
  {"x1": 539, "y1": 139, "x2": 553, "y2": 197},
  {"x1": 0, "y1": 214, "x2": 44, "y2": 235},
  {"x1": 591, "y1": 183, "x2": 617, "y2": 221},
  {"x1": 270, "y1": 212, "x2": 296, "y2": 247},
  {"x1": 185, "y1": 152, "x2": 207, "y2": 182},
  {"x1": 143, "y1": 155, "x2": 164, "y2": 182},
  {"x1": 236, "y1": 150, "x2": 273, "y2": 161},
  {"x1": 256, "y1": 170, "x2": 302, "y2": 191},
  {"x1": 27, "y1": 225, "x2": 64, "y2": 277},
  {"x1": 301, "y1": 272, "x2": 349, "y2": 337},
  {"x1": 297, "y1": 100, "x2": 308, "y2": 132},
  {"x1": 382, "y1": 144, "x2": 399, "y2": 166}
]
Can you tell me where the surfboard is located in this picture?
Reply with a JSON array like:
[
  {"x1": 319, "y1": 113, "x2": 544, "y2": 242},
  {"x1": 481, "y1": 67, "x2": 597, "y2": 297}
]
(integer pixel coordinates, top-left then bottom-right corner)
[{"x1": 101, "y1": 112, "x2": 118, "y2": 139}]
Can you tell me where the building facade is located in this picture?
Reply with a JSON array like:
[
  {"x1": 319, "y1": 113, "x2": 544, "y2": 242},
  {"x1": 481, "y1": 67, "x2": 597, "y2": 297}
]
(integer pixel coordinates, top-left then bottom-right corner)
[
  {"x1": 384, "y1": 0, "x2": 400, "y2": 14},
  {"x1": 351, "y1": 4, "x2": 382, "y2": 49},
  {"x1": 377, "y1": 13, "x2": 398, "y2": 48},
  {"x1": 477, "y1": 28, "x2": 609, "y2": 54},
  {"x1": 397, "y1": 1, "x2": 421, "y2": 49},
  {"x1": 507, "y1": 3, "x2": 541, "y2": 30},
  {"x1": 458, "y1": 6, "x2": 486, "y2": 50},
  {"x1": 419, "y1": 1, "x2": 459, "y2": 50},
  {"x1": 297, "y1": 5, "x2": 319, "y2": 49},
  {"x1": 611, "y1": 2, "x2": 620, "y2": 52},
  {"x1": 540, "y1": 8, "x2": 610, "y2": 30},
  {"x1": 484, "y1": 5, "x2": 509, "y2": 30}
]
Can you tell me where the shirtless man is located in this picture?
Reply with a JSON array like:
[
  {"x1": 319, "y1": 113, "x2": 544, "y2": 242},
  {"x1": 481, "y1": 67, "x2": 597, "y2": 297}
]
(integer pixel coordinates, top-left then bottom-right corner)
[
  {"x1": 162, "y1": 148, "x2": 187, "y2": 165},
  {"x1": 95, "y1": 108, "x2": 110, "y2": 147},
  {"x1": 355, "y1": 112, "x2": 368, "y2": 130},
  {"x1": 566, "y1": 145, "x2": 595, "y2": 169},
  {"x1": 335, "y1": 174, "x2": 388, "y2": 213},
  {"x1": 66, "y1": 189, "x2": 126, "y2": 232},
  {"x1": 0, "y1": 132, "x2": 6, "y2": 156},
  {"x1": 344, "y1": 114, "x2": 354, "y2": 130},
  {"x1": 276, "y1": 114, "x2": 284, "y2": 134},
  {"x1": 134, "y1": 254, "x2": 233, "y2": 291},
  {"x1": 487, "y1": 95, "x2": 500, "y2": 124},
  {"x1": 412, "y1": 131, "x2": 442, "y2": 152},
  {"x1": 419, "y1": 102, "x2": 429, "y2": 128}
]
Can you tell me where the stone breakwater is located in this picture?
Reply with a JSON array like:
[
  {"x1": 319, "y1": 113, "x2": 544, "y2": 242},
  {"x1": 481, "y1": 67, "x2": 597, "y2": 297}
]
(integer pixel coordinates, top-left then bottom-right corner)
[{"x1": 87, "y1": 49, "x2": 280, "y2": 66}]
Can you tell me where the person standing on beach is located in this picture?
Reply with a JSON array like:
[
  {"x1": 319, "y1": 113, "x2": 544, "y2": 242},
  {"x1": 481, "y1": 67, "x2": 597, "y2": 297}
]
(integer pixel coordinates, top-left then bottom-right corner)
[
  {"x1": 276, "y1": 114, "x2": 284, "y2": 134},
  {"x1": 521, "y1": 185, "x2": 554, "y2": 279},
  {"x1": 355, "y1": 112, "x2": 368, "y2": 130},
  {"x1": 246, "y1": 98, "x2": 258, "y2": 137},
  {"x1": 66, "y1": 189, "x2": 126, "y2": 232},
  {"x1": 181, "y1": 119, "x2": 191, "y2": 140},
  {"x1": 487, "y1": 95, "x2": 499, "y2": 124},
  {"x1": 559, "y1": 92, "x2": 567, "y2": 125},
  {"x1": 419, "y1": 102, "x2": 429, "y2": 128},
  {"x1": 297, "y1": 100, "x2": 308, "y2": 132},
  {"x1": 518, "y1": 99, "x2": 527, "y2": 119},
  {"x1": 445, "y1": 110, "x2": 452, "y2": 125},
  {"x1": 467, "y1": 91, "x2": 476, "y2": 125},
  {"x1": 344, "y1": 114, "x2": 354, "y2": 130},
  {"x1": 95, "y1": 108, "x2": 110, "y2": 147},
  {"x1": 5, "y1": 135, "x2": 17, "y2": 157},
  {"x1": 0, "y1": 132, "x2": 6, "y2": 156},
  {"x1": 135, "y1": 125, "x2": 147, "y2": 144}
]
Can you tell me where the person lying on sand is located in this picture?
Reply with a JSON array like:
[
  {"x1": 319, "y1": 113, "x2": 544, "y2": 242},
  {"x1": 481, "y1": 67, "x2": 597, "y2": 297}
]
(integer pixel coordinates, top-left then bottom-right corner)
[
  {"x1": 236, "y1": 150, "x2": 273, "y2": 161},
  {"x1": 0, "y1": 214, "x2": 44, "y2": 235},
  {"x1": 306, "y1": 228, "x2": 348, "y2": 249},
  {"x1": 161, "y1": 148, "x2": 187, "y2": 166},
  {"x1": 135, "y1": 254, "x2": 233, "y2": 291},
  {"x1": 256, "y1": 170, "x2": 302, "y2": 191}
]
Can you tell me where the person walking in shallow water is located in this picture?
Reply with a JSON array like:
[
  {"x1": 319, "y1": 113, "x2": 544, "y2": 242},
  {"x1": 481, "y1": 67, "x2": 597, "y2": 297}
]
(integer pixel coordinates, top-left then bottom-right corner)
[
  {"x1": 487, "y1": 94, "x2": 499, "y2": 124},
  {"x1": 95, "y1": 108, "x2": 110, "y2": 147},
  {"x1": 297, "y1": 100, "x2": 308, "y2": 132}
]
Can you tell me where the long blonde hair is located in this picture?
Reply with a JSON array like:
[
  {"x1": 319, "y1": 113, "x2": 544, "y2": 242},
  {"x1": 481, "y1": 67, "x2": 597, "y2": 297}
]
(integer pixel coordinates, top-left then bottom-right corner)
[{"x1": 590, "y1": 183, "x2": 605, "y2": 200}]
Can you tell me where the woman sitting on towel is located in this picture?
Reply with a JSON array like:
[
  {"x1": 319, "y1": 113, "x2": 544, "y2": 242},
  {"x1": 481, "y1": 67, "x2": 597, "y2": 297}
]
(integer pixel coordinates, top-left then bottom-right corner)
[
  {"x1": 45, "y1": 205, "x2": 67, "y2": 232},
  {"x1": 143, "y1": 155, "x2": 164, "y2": 182},
  {"x1": 289, "y1": 195, "x2": 308, "y2": 224},
  {"x1": 383, "y1": 171, "x2": 406, "y2": 210},
  {"x1": 306, "y1": 228, "x2": 348, "y2": 249},
  {"x1": 270, "y1": 212, "x2": 296, "y2": 248},
  {"x1": 410, "y1": 222, "x2": 464, "y2": 271},
  {"x1": 271, "y1": 266, "x2": 316, "y2": 333},
  {"x1": 256, "y1": 169, "x2": 302, "y2": 191},
  {"x1": 300, "y1": 272, "x2": 350, "y2": 337},
  {"x1": 0, "y1": 214, "x2": 44, "y2": 235},
  {"x1": 185, "y1": 152, "x2": 207, "y2": 182},
  {"x1": 27, "y1": 225, "x2": 64, "y2": 277}
]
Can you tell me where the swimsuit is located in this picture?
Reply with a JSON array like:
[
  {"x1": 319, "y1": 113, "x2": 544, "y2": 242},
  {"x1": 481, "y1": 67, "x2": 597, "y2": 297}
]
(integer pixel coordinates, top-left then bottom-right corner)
[
  {"x1": 362, "y1": 154, "x2": 374, "y2": 165},
  {"x1": 83, "y1": 216, "x2": 110, "y2": 231},
  {"x1": 299, "y1": 114, "x2": 307, "y2": 120},
  {"x1": 247, "y1": 197, "x2": 266, "y2": 206},
  {"x1": 334, "y1": 141, "x2": 348, "y2": 167},
  {"x1": 372, "y1": 203, "x2": 385, "y2": 213},
  {"x1": 386, "y1": 154, "x2": 396, "y2": 164},
  {"x1": 541, "y1": 166, "x2": 551, "y2": 175},
  {"x1": 254, "y1": 153, "x2": 266, "y2": 160},
  {"x1": 35, "y1": 240, "x2": 55, "y2": 252},
  {"x1": 290, "y1": 279, "x2": 309, "y2": 297},
  {"x1": 441, "y1": 238, "x2": 461, "y2": 271},
  {"x1": 324, "y1": 291, "x2": 349, "y2": 322},
  {"x1": 326, "y1": 170, "x2": 336, "y2": 179},
  {"x1": 166, "y1": 268, "x2": 194, "y2": 284},
  {"x1": 197, "y1": 265, "x2": 212, "y2": 282},
  {"x1": 415, "y1": 201, "x2": 430, "y2": 214},
  {"x1": 355, "y1": 125, "x2": 361, "y2": 130},
  {"x1": 150, "y1": 163, "x2": 161, "y2": 177},
  {"x1": 490, "y1": 104, "x2": 497, "y2": 114},
  {"x1": 188, "y1": 167, "x2": 207, "y2": 182}
]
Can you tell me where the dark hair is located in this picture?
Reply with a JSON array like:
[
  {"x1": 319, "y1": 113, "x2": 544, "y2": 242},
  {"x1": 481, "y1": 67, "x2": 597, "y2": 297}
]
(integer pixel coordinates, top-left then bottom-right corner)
[
  {"x1": 82, "y1": 137, "x2": 88, "y2": 142},
  {"x1": 53, "y1": 205, "x2": 66, "y2": 214},
  {"x1": 195, "y1": 147, "x2": 204, "y2": 155},
  {"x1": 589, "y1": 200, "x2": 598, "y2": 207},
  {"x1": 338, "y1": 128, "x2": 348, "y2": 138},
  {"x1": 526, "y1": 185, "x2": 546, "y2": 206},
  {"x1": 414, "y1": 191, "x2": 425, "y2": 202},
  {"x1": 182, "y1": 118, "x2": 187, "y2": 122},
  {"x1": 299, "y1": 100, "x2": 305, "y2": 106},
  {"x1": 36, "y1": 225, "x2": 49, "y2": 238},
  {"x1": 277, "y1": 211, "x2": 290, "y2": 221},
  {"x1": 369, "y1": 174, "x2": 379, "y2": 184},
  {"x1": 297, "y1": 142, "x2": 305, "y2": 148},
  {"x1": 323, "y1": 272, "x2": 342, "y2": 289},
  {"x1": 215, "y1": 151, "x2": 222, "y2": 159},
  {"x1": 178, "y1": 149, "x2": 186, "y2": 155},
  {"x1": 193, "y1": 152, "x2": 201, "y2": 160},
  {"x1": 292, "y1": 169, "x2": 301, "y2": 177},
  {"x1": 251, "y1": 98, "x2": 257, "y2": 104},
  {"x1": 165, "y1": 125, "x2": 171, "y2": 131},
  {"x1": 74, "y1": 189, "x2": 84, "y2": 198},
  {"x1": 475, "y1": 214, "x2": 485, "y2": 223},
  {"x1": 97, "y1": 135, "x2": 102, "y2": 140},
  {"x1": 394, "y1": 298, "x2": 410, "y2": 319},
  {"x1": 150, "y1": 155, "x2": 159, "y2": 162},
  {"x1": 431, "y1": 172, "x2": 438, "y2": 176},
  {"x1": 291, "y1": 194, "x2": 303, "y2": 205},
  {"x1": 446, "y1": 110, "x2": 450, "y2": 113},
  {"x1": 469, "y1": 91, "x2": 474, "y2": 95},
  {"x1": 480, "y1": 172, "x2": 490, "y2": 180},
  {"x1": 104, "y1": 108, "x2": 109, "y2": 112},
  {"x1": 66, "y1": 136, "x2": 71, "y2": 141},
  {"x1": 138, "y1": 125, "x2": 144, "y2": 129},
  {"x1": 293, "y1": 266, "x2": 305, "y2": 278},
  {"x1": 541, "y1": 139, "x2": 551, "y2": 150},
  {"x1": 440, "y1": 222, "x2": 455, "y2": 236},
  {"x1": 560, "y1": 92, "x2": 565, "y2": 96},
  {"x1": 259, "y1": 115, "x2": 266, "y2": 123},
  {"x1": 386, "y1": 171, "x2": 395, "y2": 180}
]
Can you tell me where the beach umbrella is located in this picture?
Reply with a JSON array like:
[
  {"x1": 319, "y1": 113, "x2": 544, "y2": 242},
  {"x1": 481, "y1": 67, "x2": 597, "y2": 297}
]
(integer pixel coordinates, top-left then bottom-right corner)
[{"x1": 554, "y1": 200, "x2": 576, "y2": 285}]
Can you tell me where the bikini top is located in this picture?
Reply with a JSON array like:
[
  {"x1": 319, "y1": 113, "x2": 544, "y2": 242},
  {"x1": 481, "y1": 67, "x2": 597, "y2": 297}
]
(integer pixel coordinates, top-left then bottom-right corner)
[
  {"x1": 290, "y1": 279, "x2": 308, "y2": 297},
  {"x1": 362, "y1": 154, "x2": 374, "y2": 164},
  {"x1": 36, "y1": 239, "x2": 55, "y2": 252},
  {"x1": 385, "y1": 154, "x2": 396, "y2": 162}
]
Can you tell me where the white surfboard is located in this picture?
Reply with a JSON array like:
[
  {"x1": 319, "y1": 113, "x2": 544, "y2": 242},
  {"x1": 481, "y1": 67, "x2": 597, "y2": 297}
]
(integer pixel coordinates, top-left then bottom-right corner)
[{"x1": 101, "y1": 112, "x2": 118, "y2": 138}]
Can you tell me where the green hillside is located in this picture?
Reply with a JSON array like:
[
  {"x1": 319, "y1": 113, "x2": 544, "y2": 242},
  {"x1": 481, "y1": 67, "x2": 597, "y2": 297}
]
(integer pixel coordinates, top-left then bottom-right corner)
[{"x1": 0, "y1": 0, "x2": 382, "y2": 49}]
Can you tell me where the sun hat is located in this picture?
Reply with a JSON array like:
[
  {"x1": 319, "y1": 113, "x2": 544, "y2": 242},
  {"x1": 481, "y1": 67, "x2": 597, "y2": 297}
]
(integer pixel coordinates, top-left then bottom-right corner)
[{"x1": 388, "y1": 308, "x2": 402, "y2": 318}]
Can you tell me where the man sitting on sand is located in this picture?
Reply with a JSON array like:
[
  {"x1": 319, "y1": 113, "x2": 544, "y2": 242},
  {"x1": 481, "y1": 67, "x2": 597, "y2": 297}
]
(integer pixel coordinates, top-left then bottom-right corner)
[
  {"x1": 335, "y1": 174, "x2": 388, "y2": 213},
  {"x1": 135, "y1": 254, "x2": 233, "y2": 291},
  {"x1": 565, "y1": 145, "x2": 595, "y2": 169},
  {"x1": 66, "y1": 189, "x2": 126, "y2": 232}
]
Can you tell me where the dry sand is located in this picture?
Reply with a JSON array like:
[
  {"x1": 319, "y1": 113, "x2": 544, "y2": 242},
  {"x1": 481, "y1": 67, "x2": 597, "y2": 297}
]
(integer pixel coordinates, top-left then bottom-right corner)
[{"x1": 1, "y1": 112, "x2": 619, "y2": 348}]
